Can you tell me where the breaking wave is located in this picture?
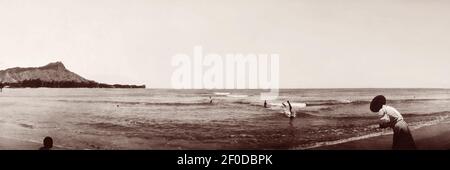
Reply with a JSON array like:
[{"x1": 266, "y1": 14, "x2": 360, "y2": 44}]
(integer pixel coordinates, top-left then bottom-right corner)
[
  {"x1": 294, "y1": 112, "x2": 450, "y2": 150},
  {"x1": 57, "y1": 100, "x2": 212, "y2": 106},
  {"x1": 305, "y1": 98, "x2": 450, "y2": 107},
  {"x1": 214, "y1": 92, "x2": 231, "y2": 96}
]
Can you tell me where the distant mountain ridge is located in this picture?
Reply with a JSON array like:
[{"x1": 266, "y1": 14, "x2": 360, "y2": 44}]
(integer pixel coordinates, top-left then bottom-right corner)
[
  {"x1": 0, "y1": 62, "x2": 145, "y2": 88},
  {"x1": 0, "y1": 62, "x2": 90, "y2": 83}
]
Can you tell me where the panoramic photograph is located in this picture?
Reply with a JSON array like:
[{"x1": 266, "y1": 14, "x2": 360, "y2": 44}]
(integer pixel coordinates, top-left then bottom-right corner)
[{"x1": 0, "y1": 0, "x2": 449, "y2": 151}]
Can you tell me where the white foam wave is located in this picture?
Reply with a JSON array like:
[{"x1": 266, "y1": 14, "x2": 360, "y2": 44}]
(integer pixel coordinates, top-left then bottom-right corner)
[
  {"x1": 214, "y1": 92, "x2": 231, "y2": 96},
  {"x1": 270, "y1": 102, "x2": 307, "y2": 108},
  {"x1": 226, "y1": 94, "x2": 249, "y2": 98}
]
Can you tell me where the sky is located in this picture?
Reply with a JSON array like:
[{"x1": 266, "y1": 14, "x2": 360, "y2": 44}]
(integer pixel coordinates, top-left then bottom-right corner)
[{"x1": 0, "y1": 0, "x2": 449, "y2": 88}]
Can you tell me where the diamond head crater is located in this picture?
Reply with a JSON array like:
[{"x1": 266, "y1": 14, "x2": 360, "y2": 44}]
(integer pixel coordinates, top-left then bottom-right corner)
[{"x1": 0, "y1": 62, "x2": 145, "y2": 89}]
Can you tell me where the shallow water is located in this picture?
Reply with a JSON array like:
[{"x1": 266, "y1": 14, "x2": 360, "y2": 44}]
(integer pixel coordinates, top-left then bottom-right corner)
[{"x1": 0, "y1": 88, "x2": 449, "y2": 149}]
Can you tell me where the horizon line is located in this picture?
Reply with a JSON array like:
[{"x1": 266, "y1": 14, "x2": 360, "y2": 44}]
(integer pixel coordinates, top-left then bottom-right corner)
[{"x1": 145, "y1": 87, "x2": 450, "y2": 90}]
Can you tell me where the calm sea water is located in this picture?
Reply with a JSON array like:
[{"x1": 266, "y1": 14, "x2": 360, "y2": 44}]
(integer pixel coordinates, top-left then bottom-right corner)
[{"x1": 0, "y1": 88, "x2": 449, "y2": 149}]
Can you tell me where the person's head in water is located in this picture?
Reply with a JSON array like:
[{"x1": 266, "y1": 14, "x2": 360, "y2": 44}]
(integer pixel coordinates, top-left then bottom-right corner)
[
  {"x1": 40, "y1": 137, "x2": 53, "y2": 150},
  {"x1": 370, "y1": 95, "x2": 386, "y2": 112}
]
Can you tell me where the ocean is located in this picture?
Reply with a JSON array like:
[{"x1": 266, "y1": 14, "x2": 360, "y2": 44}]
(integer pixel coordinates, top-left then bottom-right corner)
[{"x1": 0, "y1": 88, "x2": 449, "y2": 149}]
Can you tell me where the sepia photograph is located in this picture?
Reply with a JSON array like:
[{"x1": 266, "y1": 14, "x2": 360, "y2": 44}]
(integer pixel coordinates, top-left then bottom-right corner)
[{"x1": 0, "y1": 0, "x2": 449, "y2": 156}]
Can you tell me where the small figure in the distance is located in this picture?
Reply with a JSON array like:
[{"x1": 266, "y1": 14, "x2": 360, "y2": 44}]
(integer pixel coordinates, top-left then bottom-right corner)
[
  {"x1": 39, "y1": 136, "x2": 53, "y2": 150},
  {"x1": 264, "y1": 100, "x2": 268, "y2": 108},
  {"x1": 209, "y1": 96, "x2": 213, "y2": 104}
]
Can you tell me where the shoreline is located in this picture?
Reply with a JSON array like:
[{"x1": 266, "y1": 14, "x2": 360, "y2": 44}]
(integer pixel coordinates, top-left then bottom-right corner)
[
  {"x1": 314, "y1": 121, "x2": 450, "y2": 150},
  {"x1": 0, "y1": 137, "x2": 42, "y2": 150},
  {"x1": 0, "y1": 136, "x2": 68, "y2": 150},
  {"x1": 1, "y1": 122, "x2": 449, "y2": 150}
]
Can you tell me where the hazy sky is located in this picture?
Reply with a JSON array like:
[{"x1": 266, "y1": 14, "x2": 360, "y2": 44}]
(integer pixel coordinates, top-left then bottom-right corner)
[{"x1": 0, "y1": 0, "x2": 449, "y2": 88}]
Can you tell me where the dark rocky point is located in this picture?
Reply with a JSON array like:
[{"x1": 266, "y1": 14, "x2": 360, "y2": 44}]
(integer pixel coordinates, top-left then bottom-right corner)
[{"x1": 0, "y1": 62, "x2": 145, "y2": 88}]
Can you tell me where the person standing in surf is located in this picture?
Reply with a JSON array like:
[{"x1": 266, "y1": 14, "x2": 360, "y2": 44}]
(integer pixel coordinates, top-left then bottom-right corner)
[
  {"x1": 370, "y1": 95, "x2": 416, "y2": 150},
  {"x1": 287, "y1": 101, "x2": 295, "y2": 119}
]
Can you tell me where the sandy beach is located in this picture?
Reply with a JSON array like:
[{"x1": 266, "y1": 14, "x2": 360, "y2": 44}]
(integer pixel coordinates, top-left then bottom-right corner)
[
  {"x1": 316, "y1": 121, "x2": 450, "y2": 150},
  {"x1": 1, "y1": 123, "x2": 449, "y2": 150},
  {"x1": 0, "y1": 137, "x2": 67, "y2": 150},
  {"x1": 2, "y1": 122, "x2": 449, "y2": 150},
  {"x1": 0, "y1": 88, "x2": 449, "y2": 149},
  {"x1": 0, "y1": 137, "x2": 42, "y2": 150}
]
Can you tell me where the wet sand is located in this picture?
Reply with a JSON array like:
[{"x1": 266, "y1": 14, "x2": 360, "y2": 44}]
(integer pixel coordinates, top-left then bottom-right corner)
[
  {"x1": 316, "y1": 121, "x2": 450, "y2": 150},
  {"x1": 0, "y1": 137, "x2": 42, "y2": 150},
  {"x1": 1, "y1": 122, "x2": 449, "y2": 150},
  {"x1": 0, "y1": 137, "x2": 66, "y2": 150}
]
